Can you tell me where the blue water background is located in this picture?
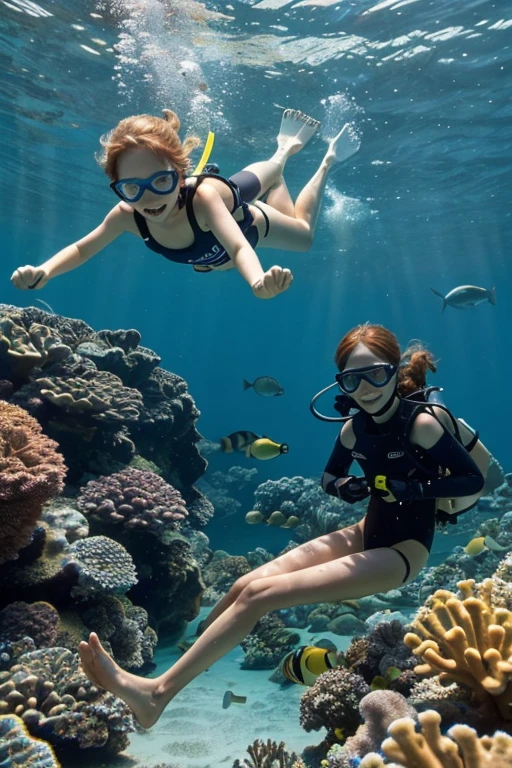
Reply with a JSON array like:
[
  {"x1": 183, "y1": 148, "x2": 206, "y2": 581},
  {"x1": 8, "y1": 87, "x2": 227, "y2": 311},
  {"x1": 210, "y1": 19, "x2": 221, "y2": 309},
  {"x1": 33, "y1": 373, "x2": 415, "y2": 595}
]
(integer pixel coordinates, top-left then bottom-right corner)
[{"x1": 2, "y1": 0, "x2": 511, "y2": 554}]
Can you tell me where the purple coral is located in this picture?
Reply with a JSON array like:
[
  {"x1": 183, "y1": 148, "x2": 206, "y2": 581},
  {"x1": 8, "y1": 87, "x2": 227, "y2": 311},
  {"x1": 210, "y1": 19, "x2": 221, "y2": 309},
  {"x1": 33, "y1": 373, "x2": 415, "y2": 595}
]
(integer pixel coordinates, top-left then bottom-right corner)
[{"x1": 76, "y1": 468, "x2": 187, "y2": 538}]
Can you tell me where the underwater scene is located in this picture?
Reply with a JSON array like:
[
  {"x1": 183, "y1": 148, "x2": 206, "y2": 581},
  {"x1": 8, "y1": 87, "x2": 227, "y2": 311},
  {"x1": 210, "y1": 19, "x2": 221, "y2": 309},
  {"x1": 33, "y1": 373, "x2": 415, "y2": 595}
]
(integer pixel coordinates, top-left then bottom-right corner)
[{"x1": 1, "y1": 0, "x2": 512, "y2": 766}]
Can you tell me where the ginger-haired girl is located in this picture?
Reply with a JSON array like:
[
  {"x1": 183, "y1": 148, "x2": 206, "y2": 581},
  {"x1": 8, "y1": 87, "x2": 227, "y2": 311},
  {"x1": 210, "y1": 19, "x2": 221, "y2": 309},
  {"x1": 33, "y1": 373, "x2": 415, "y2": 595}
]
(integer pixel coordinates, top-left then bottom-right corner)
[
  {"x1": 77, "y1": 323, "x2": 485, "y2": 729},
  {"x1": 11, "y1": 108, "x2": 359, "y2": 300}
]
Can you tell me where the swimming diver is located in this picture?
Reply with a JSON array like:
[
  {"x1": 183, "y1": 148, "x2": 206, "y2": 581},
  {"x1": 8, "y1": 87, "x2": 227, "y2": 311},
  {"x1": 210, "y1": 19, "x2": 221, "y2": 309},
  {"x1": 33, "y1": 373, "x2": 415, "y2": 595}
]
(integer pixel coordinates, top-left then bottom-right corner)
[
  {"x1": 11, "y1": 108, "x2": 360, "y2": 300},
  {"x1": 76, "y1": 323, "x2": 484, "y2": 730}
]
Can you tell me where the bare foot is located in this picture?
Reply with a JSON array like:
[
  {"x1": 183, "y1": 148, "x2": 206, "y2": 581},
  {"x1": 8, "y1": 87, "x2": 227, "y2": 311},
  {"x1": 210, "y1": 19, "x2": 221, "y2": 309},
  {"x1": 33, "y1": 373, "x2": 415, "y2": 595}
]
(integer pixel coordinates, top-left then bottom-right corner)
[
  {"x1": 324, "y1": 123, "x2": 361, "y2": 165},
  {"x1": 78, "y1": 633, "x2": 166, "y2": 729},
  {"x1": 271, "y1": 109, "x2": 321, "y2": 165}
]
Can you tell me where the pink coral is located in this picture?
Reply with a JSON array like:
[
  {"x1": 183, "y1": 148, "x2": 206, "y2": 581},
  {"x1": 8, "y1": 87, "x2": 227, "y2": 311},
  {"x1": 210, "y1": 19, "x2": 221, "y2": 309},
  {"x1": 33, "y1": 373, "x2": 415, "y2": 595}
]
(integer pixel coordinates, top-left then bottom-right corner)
[
  {"x1": 0, "y1": 401, "x2": 66, "y2": 563},
  {"x1": 76, "y1": 468, "x2": 188, "y2": 538}
]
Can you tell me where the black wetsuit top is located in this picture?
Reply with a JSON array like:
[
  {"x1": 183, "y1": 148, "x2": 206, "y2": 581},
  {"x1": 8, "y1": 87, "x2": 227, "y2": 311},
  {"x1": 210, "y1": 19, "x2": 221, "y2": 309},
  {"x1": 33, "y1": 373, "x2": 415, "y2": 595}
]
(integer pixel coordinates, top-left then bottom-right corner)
[
  {"x1": 323, "y1": 397, "x2": 484, "y2": 555},
  {"x1": 133, "y1": 172, "x2": 260, "y2": 270}
]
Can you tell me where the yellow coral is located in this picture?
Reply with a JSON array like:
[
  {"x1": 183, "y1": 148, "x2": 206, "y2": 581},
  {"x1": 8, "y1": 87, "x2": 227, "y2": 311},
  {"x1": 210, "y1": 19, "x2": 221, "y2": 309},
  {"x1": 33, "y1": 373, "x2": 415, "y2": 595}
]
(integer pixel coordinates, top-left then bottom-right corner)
[
  {"x1": 358, "y1": 709, "x2": 512, "y2": 768},
  {"x1": 404, "y1": 580, "x2": 512, "y2": 719}
]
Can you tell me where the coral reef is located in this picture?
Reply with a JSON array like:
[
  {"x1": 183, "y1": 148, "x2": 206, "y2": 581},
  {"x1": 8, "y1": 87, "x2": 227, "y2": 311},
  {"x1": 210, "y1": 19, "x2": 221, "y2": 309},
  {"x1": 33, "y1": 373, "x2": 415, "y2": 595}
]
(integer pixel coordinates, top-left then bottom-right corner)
[
  {"x1": 0, "y1": 601, "x2": 59, "y2": 649},
  {"x1": 0, "y1": 647, "x2": 134, "y2": 752},
  {"x1": 299, "y1": 668, "x2": 370, "y2": 737},
  {"x1": 0, "y1": 713, "x2": 61, "y2": 767},
  {"x1": 1, "y1": 304, "x2": 205, "y2": 487},
  {"x1": 233, "y1": 738, "x2": 305, "y2": 768},
  {"x1": 201, "y1": 552, "x2": 251, "y2": 605},
  {"x1": 62, "y1": 535, "x2": 138, "y2": 598},
  {"x1": 252, "y1": 476, "x2": 359, "y2": 542},
  {"x1": 241, "y1": 613, "x2": 300, "y2": 670},
  {"x1": 324, "y1": 690, "x2": 417, "y2": 768},
  {"x1": 0, "y1": 401, "x2": 66, "y2": 564},
  {"x1": 358, "y1": 709, "x2": 512, "y2": 768},
  {"x1": 76, "y1": 468, "x2": 188, "y2": 539},
  {"x1": 404, "y1": 579, "x2": 512, "y2": 721}
]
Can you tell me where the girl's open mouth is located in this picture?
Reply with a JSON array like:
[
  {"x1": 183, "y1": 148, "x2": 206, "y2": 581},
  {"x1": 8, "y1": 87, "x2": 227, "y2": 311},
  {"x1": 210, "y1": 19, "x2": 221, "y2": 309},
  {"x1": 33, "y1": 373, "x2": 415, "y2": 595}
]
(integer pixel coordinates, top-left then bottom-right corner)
[{"x1": 144, "y1": 203, "x2": 167, "y2": 217}]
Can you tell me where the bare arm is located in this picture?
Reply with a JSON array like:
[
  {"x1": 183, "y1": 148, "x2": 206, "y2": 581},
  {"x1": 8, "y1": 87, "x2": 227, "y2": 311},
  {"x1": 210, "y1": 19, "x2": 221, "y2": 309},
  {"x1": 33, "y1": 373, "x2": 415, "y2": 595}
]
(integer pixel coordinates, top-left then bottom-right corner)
[
  {"x1": 193, "y1": 184, "x2": 292, "y2": 299},
  {"x1": 11, "y1": 204, "x2": 130, "y2": 290}
]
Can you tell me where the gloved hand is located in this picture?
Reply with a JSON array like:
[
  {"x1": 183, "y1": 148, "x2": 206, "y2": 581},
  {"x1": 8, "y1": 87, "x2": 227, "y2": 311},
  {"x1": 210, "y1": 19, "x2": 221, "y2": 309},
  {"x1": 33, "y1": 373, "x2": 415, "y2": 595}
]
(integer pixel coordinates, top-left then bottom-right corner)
[
  {"x1": 334, "y1": 476, "x2": 370, "y2": 503},
  {"x1": 435, "y1": 508, "x2": 459, "y2": 527},
  {"x1": 333, "y1": 393, "x2": 354, "y2": 417},
  {"x1": 377, "y1": 477, "x2": 424, "y2": 502}
]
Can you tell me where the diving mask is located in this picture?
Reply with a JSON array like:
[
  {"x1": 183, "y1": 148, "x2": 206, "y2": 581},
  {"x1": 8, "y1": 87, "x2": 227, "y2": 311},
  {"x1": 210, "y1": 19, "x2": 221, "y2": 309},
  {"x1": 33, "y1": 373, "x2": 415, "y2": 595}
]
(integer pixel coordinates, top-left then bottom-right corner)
[
  {"x1": 335, "y1": 364, "x2": 397, "y2": 394},
  {"x1": 110, "y1": 169, "x2": 179, "y2": 203}
]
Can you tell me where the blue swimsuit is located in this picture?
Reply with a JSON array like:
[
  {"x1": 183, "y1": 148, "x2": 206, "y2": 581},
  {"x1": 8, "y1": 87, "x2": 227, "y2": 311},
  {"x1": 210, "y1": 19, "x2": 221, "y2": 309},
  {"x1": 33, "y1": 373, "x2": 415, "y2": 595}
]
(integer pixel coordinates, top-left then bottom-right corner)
[{"x1": 133, "y1": 171, "x2": 268, "y2": 272}]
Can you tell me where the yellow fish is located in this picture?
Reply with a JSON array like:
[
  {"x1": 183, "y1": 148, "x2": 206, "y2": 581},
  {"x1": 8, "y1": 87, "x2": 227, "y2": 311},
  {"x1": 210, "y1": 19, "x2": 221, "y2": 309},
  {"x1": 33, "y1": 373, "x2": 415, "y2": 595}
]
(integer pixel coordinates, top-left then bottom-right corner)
[
  {"x1": 246, "y1": 438, "x2": 288, "y2": 461},
  {"x1": 280, "y1": 645, "x2": 337, "y2": 686},
  {"x1": 220, "y1": 430, "x2": 260, "y2": 453},
  {"x1": 464, "y1": 535, "x2": 508, "y2": 556}
]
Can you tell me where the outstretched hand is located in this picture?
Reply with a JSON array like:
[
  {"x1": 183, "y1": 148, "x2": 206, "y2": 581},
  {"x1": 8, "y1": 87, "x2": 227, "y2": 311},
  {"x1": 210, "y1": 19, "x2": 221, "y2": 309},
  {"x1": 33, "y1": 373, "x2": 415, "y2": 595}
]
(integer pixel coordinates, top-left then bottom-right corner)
[
  {"x1": 252, "y1": 265, "x2": 292, "y2": 299},
  {"x1": 10, "y1": 265, "x2": 49, "y2": 290}
]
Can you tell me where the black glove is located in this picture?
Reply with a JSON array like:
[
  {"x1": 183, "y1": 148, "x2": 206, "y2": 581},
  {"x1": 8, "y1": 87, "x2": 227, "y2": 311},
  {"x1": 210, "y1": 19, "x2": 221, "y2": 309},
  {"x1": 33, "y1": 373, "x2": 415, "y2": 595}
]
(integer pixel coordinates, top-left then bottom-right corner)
[
  {"x1": 377, "y1": 478, "x2": 424, "y2": 502},
  {"x1": 333, "y1": 393, "x2": 354, "y2": 418},
  {"x1": 334, "y1": 476, "x2": 370, "y2": 503}
]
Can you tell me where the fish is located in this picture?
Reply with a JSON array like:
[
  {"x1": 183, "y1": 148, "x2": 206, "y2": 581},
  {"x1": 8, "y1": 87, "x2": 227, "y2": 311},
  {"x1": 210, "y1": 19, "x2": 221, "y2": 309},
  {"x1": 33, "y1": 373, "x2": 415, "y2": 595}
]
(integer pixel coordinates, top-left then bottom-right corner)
[
  {"x1": 431, "y1": 285, "x2": 496, "y2": 312},
  {"x1": 245, "y1": 437, "x2": 288, "y2": 460},
  {"x1": 220, "y1": 431, "x2": 260, "y2": 453},
  {"x1": 243, "y1": 376, "x2": 284, "y2": 397},
  {"x1": 463, "y1": 535, "x2": 509, "y2": 557},
  {"x1": 280, "y1": 645, "x2": 337, "y2": 686}
]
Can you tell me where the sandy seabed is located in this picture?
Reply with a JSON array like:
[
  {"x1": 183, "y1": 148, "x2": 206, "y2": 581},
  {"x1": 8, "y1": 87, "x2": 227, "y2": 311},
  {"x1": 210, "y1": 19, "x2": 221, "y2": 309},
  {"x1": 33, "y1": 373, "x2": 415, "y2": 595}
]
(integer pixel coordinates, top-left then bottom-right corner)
[{"x1": 76, "y1": 611, "x2": 352, "y2": 768}]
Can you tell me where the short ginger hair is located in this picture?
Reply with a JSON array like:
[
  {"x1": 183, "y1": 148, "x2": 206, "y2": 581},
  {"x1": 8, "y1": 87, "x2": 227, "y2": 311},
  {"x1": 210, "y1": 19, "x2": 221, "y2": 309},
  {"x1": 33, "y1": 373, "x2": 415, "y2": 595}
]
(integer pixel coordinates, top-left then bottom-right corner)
[{"x1": 97, "y1": 109, "x2": 200, "y2": 180}]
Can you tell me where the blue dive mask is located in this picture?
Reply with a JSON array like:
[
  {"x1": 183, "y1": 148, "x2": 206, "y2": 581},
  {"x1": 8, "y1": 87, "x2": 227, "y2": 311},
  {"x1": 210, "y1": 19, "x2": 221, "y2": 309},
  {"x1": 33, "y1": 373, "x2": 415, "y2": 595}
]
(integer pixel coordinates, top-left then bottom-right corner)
[
  {"x1": 110, "y1": 169, "x2": 179, "y2": 202},
  {"x1": 335, "y1": 364, "x2": 397, "y2": 394}
]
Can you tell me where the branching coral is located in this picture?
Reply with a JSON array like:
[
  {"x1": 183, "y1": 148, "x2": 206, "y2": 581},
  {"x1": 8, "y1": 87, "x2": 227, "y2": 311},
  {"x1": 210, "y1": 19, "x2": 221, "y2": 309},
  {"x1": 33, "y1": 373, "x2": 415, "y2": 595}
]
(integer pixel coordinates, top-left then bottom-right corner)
[
  {"x1": 404, "y1": 579, "x2": 512, "y2": 719},
  {"x1": 0, "y1": 401, "x2": 66, "y2": 564},
  {"x1": 359, "y1": 709, "x2": 512, "y2": 768},
  {"x1": 233, "y1": 738, "x2": 305, "y2": 768}
]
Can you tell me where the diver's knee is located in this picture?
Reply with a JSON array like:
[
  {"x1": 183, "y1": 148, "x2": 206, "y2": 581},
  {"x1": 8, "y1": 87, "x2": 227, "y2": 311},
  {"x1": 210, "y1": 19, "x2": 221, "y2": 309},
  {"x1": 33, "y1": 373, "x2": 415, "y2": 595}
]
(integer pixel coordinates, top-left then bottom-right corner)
[{"x1": 236, "y1": 579, "x2": 273, "y2": 611}]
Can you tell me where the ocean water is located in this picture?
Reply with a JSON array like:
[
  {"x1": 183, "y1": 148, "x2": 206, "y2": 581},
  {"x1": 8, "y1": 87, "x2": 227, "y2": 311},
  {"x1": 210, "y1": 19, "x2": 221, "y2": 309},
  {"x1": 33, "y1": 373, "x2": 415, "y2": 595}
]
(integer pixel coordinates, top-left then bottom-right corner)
[{"x1": 1, "y1": 0, "x2": 511, "y2": 765}]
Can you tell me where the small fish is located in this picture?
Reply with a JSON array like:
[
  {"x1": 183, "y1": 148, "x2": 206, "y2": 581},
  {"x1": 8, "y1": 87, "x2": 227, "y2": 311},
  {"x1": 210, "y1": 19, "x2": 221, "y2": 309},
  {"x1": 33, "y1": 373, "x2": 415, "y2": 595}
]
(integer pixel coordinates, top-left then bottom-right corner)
[
  {"x1": 220, "y1": 430, "x2": 260, "y2": 453},
  {"x1": 431, "y1": 285, "x2": 496, "y2": 312},
  {"x1": 463, "y1": 535, "x2": 509, "y2": 557},
  {"x1": 246, "y1": 437, "x2": 288, "y2": 460},
  {"x1": 243, "y1": 376, "x2": 284, "y2": 397},
  {"x1": 280, "y1": 645, "x2": 337, "y2": 686}
]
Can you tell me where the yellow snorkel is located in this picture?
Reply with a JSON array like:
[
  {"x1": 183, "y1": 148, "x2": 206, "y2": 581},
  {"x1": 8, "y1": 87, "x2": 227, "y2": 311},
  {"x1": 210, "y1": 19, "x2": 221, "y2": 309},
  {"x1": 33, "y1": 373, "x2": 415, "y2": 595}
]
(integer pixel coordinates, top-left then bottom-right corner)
[{"x1": 192, "y1": 131, "x2": 215, "y2": 175}]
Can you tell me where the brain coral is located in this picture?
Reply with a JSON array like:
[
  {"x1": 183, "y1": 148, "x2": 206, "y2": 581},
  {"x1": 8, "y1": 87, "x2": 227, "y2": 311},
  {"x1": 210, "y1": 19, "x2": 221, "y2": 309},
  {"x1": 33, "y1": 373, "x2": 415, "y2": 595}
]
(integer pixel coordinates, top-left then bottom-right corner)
[
  {"x1": 76, "y1": 468, "x2": 188, "y2": 538},
  {"x1": 0, "y1": 401, "x2": 66, "y2": 564}
]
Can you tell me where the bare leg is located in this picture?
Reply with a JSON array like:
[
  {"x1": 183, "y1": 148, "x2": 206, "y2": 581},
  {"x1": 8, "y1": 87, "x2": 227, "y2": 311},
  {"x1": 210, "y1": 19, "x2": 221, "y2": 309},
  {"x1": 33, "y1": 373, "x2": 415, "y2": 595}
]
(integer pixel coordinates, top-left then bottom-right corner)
[
  {"x1": 202, "y1": 521, "x2": 364, "y2": 630},
  {"x1": 254, "y1": 123, "x2": 361, "y2": 251},
  {"x1": 78, "y1": 536, "x2": 427, "y2": 729}
]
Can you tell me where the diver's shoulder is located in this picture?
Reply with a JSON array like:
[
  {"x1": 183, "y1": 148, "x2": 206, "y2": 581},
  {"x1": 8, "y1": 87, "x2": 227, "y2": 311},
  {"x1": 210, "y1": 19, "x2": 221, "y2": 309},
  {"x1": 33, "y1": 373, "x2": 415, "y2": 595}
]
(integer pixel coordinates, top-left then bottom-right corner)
[
  {"x1": 105, "y1": 202, "x2": 138, "y2": 234},
  {"x1": 340, "y1": 418, "x2": 356, "y2": 448}
]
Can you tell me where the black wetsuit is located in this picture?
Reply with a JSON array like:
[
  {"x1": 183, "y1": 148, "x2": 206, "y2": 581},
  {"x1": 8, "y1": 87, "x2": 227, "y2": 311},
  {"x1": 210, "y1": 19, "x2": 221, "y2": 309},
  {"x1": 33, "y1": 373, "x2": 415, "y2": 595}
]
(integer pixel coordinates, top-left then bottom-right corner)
[
  {"x1": 323, "y1": 397, "x2": 484, "y2": 580},
  {"x1": 133, "y1": 170, "x2": 269, "y2": 272}
]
